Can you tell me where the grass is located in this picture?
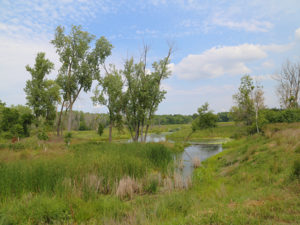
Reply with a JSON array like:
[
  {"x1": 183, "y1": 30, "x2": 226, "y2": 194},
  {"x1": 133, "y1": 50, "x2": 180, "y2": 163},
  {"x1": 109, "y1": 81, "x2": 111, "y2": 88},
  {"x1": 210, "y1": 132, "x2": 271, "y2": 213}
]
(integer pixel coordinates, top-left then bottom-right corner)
[
  {"x1": 0, "y1": 122, "x2": 300, "y2": 224},
  {"x1": 72, "y1": 124, "x2": 182, "y2": 142},
  {"x1": 167, "y1": 122, "x2": 243, "y2": 141}
]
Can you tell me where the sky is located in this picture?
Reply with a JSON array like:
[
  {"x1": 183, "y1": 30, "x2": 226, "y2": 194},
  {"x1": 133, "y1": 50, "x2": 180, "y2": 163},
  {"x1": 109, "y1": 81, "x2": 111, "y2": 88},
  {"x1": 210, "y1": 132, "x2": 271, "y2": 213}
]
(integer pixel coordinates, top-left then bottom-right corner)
[{"x1": 1, "y1": 0, "x2": 300, "y2": 115}]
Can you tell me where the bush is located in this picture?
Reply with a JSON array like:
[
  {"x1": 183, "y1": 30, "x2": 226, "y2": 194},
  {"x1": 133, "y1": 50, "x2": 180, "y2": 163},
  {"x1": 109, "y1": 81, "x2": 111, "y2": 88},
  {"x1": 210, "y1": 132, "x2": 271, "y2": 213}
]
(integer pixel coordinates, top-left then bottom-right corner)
[
  {"x1": 98, "y1": 123, "x2": 104, "y2": 136},
  {"x1": 8, "y1": 143, "x2": 25, "y2": 151},
  {"x1": 64, "y1": 132, "x2": 72, "y2": 146},
  {"x1": 1, "y1": 131, "x2": 13, "y2": 139}
]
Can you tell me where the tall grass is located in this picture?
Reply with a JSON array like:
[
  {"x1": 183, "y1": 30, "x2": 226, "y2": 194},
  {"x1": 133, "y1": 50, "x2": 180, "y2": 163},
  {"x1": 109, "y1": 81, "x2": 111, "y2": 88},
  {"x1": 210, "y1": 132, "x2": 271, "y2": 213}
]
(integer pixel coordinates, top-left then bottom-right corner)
[{"x1": 0, "y1": 142, "x2": 174, "y2": 200}]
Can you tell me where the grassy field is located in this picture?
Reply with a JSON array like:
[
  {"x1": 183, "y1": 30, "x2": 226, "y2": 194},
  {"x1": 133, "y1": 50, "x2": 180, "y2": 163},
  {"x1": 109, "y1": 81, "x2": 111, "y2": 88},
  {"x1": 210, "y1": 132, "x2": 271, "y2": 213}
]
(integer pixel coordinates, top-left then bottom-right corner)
[
  {"x1": 72, "y1": 124, "x2": 183, "y2": 142},
  {"x1": 166, "y1": 122, "x2": 244, "y2": 141},
  {"x1": 0, "y1": 122, "x2": 300, "y2": 224}
]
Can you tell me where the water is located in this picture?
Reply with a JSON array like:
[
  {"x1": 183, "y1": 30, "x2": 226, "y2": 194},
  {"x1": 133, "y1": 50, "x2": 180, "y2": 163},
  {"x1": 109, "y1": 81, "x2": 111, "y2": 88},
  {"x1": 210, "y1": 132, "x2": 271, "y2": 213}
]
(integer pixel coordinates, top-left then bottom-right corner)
[
  {"x1": 128, "y1": 132, "x2": 224, "y2": 178},
  {"x1": 141, "y1": 132, "x2": 224, "y2": 178},
  {"x1": 179, "y1": 143, "x2": 222, "y2": 178},
  {"x1": 128, "y1": 132, "x2": 172, "y2": 143}
]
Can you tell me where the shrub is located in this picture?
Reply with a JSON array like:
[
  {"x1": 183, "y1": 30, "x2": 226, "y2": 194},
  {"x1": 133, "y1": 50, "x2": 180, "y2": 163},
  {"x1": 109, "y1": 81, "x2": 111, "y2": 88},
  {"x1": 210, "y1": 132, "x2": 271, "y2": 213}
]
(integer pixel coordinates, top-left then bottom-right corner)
[
  {"x1": 64, "y1": 132, "x2": 72, "y2": 146},
  {"x1": 8, "y1": 143, "x2": 25, "y2": 151},
  {"x1": 98, "y1": 123, "x2": 104, "y2": 136}
]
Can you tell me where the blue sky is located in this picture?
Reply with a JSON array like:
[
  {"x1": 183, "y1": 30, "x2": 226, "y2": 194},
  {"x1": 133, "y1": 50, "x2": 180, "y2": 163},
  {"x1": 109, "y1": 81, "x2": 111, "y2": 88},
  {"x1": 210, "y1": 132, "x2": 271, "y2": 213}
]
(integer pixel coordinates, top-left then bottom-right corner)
[{"x1": 1, "y1": 0, "x2": 300, "y2": 114}]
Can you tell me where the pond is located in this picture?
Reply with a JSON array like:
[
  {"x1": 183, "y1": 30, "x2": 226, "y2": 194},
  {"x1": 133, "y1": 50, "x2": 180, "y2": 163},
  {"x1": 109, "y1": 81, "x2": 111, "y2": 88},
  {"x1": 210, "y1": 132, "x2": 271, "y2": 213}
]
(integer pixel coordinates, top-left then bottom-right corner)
[
  {"x1": 179, "y1": 143, "x2": 222, "y2": 178},
  {"x1": 139, "y1": 132, "x2": 225, "y2": 178}
]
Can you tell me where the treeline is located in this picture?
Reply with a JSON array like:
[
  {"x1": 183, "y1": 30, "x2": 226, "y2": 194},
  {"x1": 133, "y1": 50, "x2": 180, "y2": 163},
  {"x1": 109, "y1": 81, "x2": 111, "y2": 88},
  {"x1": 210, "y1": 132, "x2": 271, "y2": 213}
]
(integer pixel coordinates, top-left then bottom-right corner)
[{"x1": 152, "y1": 114, "x2": 193, "y2": 125}]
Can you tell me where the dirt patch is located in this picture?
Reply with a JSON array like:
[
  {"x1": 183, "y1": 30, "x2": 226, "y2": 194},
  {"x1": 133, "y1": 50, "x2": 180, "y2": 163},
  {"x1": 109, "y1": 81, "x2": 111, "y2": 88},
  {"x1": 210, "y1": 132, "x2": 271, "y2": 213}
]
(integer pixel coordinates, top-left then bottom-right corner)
[{"x1": 244, "y1": 199, "x2": 265, "y2": 207}]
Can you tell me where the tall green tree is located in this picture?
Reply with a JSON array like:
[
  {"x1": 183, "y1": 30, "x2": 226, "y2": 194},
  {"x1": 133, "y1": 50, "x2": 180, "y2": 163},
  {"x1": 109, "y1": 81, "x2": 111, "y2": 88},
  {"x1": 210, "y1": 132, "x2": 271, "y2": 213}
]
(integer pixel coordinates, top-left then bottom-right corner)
[
  {"x1": 92, "y1": 65, "x2": 123, "y2": 142},
  {"x1": 122, "y1": 47, "x2": 172, "y2": 142},
  {"x1": 231, "y1": 75, "x2": 255, "y2": 126},
  {"x1": 51, "y1": 25, "x2": 112, "y2": 134},
  {"x1": 24, "y1": 52, "x2": 60, "y2": 126}
]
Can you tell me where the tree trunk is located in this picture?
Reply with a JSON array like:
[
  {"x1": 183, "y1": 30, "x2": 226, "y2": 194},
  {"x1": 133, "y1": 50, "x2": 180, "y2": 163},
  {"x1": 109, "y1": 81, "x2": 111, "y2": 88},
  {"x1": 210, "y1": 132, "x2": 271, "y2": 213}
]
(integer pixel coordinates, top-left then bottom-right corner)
[
  {"x1": 144, "y1": 124, "x2": 150, "y2": 142},
  {"x1": 67, "y1": 103, "x2": 73, "y2": 132},
  {"x1": 57, "y1": 101, "x2": 65, "y2": 136},
  {"x1": 134, "y1": 123, "x2": 140, "y2": 142},
  {"x1": 255, "y1": 108, "x2": 259, "y2": 133},
  {"x1": 109, "y1": 122, "x2": 113, "y2": 143},
  {"x1": 140, "y1": 122, "x2": 144, "y2": 142}
]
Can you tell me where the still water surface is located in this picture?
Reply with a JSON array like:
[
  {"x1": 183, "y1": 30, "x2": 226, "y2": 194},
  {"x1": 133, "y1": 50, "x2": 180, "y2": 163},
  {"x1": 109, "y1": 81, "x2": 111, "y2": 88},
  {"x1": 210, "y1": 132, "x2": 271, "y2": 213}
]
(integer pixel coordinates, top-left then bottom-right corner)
[{"x1": 142, "y1": 133, "x2": 224, "y2": 177}]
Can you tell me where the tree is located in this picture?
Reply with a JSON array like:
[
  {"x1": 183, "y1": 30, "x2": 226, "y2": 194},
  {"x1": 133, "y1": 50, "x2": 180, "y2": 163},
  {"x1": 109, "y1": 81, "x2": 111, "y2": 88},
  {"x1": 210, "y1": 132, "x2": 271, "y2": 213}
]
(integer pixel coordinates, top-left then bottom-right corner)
[
  {"x1": 252, "y1": 82, "x2": 265, "y2": 133},
  {"x1": 217, "y1": 112, "x2": 230, "y2": 122},
  {"x1": 192, "y1": 103, "x2": 218, "y2": 131},
  {"x1": 231, "y1": 75, "x2": 265, "y2": 133},
  {"x1": 92, "y1": 65, "x2": 123, "y2": 142},
  {"x1": 231, "y1": 75, "x2": 255, "y2": 126},
  {"x1": 0, "y1": 107, "x2": 19, "y2": 132},
  {"x1": 275, "y1": 60, "x2": 300, "y2": 108},
  {"x1": 122, "y1": 46, "x2": 172, "y2": 142},
  {"x1": 51, "y1": 25, "x2": 113, "y2": 134},
  {"x1": 24, "y1": 52, "x2": 60, "y2": 126}
]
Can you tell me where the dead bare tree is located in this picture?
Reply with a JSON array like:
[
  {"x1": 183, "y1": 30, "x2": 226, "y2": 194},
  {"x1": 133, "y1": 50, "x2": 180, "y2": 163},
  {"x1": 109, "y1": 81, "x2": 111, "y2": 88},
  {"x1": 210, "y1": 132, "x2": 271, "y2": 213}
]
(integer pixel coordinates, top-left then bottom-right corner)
[{"x1": 275, "y1": 60, "x2": 300, "y2": 108}]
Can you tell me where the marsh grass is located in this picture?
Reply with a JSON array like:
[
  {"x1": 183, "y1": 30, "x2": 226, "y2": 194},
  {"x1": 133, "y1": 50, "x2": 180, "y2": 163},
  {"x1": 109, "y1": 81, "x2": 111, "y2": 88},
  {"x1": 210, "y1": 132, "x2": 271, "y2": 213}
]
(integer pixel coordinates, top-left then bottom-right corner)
[{"x1": 1, "y1": 123, "x2": 300, "y2": 224}]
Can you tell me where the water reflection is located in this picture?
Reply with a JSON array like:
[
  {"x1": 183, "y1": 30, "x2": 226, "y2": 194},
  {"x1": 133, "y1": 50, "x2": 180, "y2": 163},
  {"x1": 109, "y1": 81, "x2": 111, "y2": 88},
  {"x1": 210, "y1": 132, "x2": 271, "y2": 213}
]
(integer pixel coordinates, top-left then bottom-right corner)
[
  {"x1": 128, "y1": 132, "x2": 171, "y2": 143},
  {"x1": 179, "y1": 144, "x2": 222, "y2": 178},
  {"x1": 127, "y1": 132, "x2": 224, "y2": 178}
]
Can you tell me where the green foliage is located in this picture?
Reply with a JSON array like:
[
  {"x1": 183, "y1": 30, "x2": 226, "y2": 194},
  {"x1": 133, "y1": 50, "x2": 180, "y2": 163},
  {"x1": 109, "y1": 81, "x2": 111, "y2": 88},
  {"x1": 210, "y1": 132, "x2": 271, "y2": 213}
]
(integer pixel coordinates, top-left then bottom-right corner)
[
  {"x1": 11, "y1": 124, "x2": 24, "y2": 138},
  {"x1": 24, "y1": 52, "x2": 60, "y2": 126},
  {"x1": 231, "y1": 75, "x2": 255, "y2": 125},
  {"x1": 152, "y1": 114, "x2": 193, "y2": 125},
  {"x1": 37, "y1": 129, "x2": 49, "y2": 141},
  {"x1": 92, "y1": 65, "x2": 123, "y2": 141},
  {"x1": 97, "y1": 123, "x2": 104, "y2": 136},
  {"x1": 262, "y1": 108, "x2": 300, "y2": 123},
  {"x1": 0, "y1": 107, "x2": 19, "y2": 132},
  {"x1": 217, "y1": 112, "x2": 231, "y2": 122},
  {"x1": 122, "y1": 47, "x2": 172, "y2": 142},
  {"x1": 0, "y1": 106, "x2": 33, "y2": 139},
  {"x1": 78, "y1": 112, "x2": 89, "y2": 131},
  {"x1": 52, "y1": 25, "x2": 112, "y2": 131},
  {"x1": 64, "y1": 132, "x2": 72, "y2": 146},
  {"x1": 10, "y1": 143, "x2": 26, "y2": 151},
  {"x1": 192, "y1": 103, "x2": 218, "y2": 131}
]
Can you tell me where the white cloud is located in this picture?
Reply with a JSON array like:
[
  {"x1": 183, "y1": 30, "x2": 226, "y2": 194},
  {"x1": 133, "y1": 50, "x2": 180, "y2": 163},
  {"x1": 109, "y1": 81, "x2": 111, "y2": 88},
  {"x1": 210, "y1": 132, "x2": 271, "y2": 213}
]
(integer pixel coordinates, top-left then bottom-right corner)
[
  {"x1": 260, "y1": 43, "x2": 293, "y2": 52},
  {"x1": 0, "y1": 0, "x2": 113, "y2": 40},
  {"x1": 173, "y1": 44, "x2": 268, "y2": 79},
  {"x1": 261, "y1": 61, "x2": 274, "y2": 69},
  {"x1": 251, "y1": 74, "x2": 274, "y2": 81},
  {"x1": 212, "y1": 17, "x2": 273, "y2": 32},
  {"x1": 172, "y1": 40, "x2": 295, "y2": 80},
  {"x1": 295, "y1": 27, "x2": 300, "y2": 40}
]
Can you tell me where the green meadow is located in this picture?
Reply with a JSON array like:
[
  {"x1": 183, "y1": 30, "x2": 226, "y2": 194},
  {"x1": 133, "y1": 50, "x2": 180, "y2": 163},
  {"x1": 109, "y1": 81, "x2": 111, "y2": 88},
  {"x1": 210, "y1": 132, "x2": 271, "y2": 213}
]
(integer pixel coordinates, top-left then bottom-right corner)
[{"x1": 0, "y1": 122, "x2": 299, "y2": 224}]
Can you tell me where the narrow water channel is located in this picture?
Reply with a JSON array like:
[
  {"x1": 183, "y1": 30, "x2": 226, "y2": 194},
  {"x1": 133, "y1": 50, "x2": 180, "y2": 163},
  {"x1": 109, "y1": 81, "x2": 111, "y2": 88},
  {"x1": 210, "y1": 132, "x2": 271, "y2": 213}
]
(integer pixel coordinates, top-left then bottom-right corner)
[{"x1": 141, "y1": 133, "x2": 224, "y2": 178}]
